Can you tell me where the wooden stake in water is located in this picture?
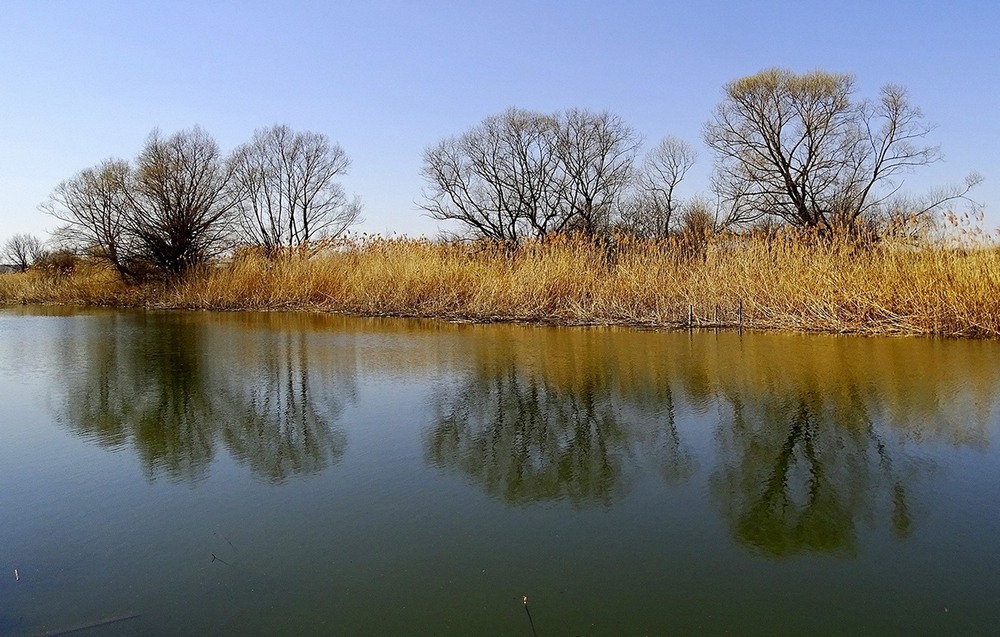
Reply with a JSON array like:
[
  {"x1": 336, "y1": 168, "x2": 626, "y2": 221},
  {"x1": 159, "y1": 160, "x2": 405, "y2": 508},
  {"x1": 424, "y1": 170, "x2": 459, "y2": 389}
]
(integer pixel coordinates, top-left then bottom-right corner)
[{"x1": 523, "y1": 595, "x2": 538, "y2": 637}]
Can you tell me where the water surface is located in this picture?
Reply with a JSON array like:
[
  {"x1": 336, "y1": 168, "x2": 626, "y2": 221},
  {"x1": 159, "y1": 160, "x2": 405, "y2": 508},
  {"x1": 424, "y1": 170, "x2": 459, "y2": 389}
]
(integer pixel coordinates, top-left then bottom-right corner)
[{"x1": 1, "y1": 308, "x2": 998, "y2": 635}]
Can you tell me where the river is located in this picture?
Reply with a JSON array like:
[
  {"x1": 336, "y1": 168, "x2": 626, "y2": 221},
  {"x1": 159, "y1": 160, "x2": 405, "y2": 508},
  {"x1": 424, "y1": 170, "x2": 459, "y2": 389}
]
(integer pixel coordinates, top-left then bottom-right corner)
[{"x1": 1, "y1": 307, "x2": 998, "y2": 635}]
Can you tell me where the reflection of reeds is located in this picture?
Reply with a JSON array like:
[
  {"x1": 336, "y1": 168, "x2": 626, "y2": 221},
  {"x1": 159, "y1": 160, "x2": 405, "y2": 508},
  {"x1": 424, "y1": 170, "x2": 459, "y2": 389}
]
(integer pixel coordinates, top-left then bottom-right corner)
[{"x1": 3, "y1": 232, "x2": 1000, "y2": 336}]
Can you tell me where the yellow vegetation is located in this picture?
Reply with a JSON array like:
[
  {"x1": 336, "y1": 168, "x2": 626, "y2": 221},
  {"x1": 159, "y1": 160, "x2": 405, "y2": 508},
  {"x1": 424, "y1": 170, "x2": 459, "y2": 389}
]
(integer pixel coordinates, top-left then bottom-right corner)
[{"x1": 2, "y1": 231, "x2": 999, "y2": 337}]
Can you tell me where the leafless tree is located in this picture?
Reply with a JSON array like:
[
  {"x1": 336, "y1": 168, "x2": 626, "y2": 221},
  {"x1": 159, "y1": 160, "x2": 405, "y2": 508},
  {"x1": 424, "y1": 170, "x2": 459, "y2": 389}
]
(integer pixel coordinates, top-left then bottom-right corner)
[
  {"x1": 421, "y1": 107, "x2": 640, "y2": 242},
  {"x1": 230, "y1": 124, "x2": 362, "y2": 256},
  {"x1": 2, "y1": 233, "x2": 44, "y2": 272},
  {"x1": 620, "y1": 136, "x2": 697, "y2": 238},
  {"x1": 41, "y1": 159, "x2": 135, "y2": 279},
  {"x1": 125, "y1": 127, "x2": 238, "y2": 276},
  {"x1": 553, "y1": 108, "x2": 640, "y2": 235},
  {"x1": 705, "y1": 68, "x2": 979, "y2": 233},
  {"x1": 420, "y1": 108, "x2": 563, "y2": 242}
]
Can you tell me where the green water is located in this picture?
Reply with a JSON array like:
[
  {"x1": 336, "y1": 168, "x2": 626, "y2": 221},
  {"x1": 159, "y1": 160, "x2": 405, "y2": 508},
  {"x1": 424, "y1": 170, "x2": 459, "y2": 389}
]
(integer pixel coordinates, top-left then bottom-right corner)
[{"x1": 1, "y1": 308, "x2": 998, "y2": 635}]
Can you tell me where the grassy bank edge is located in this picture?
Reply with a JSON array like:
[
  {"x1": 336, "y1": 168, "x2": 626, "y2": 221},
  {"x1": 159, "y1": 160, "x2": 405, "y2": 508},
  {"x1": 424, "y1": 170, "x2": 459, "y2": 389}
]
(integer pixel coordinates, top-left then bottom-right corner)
[{"x1": 2, "y1": 235, "x2": 999, "y2": 338}]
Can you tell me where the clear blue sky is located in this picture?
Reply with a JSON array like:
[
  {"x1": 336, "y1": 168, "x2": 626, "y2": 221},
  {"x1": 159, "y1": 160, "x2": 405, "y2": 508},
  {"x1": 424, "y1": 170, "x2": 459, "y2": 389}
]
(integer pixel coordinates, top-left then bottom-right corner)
[{"x1": 2, "y1": 0, "x2": 997, "y2": 240}]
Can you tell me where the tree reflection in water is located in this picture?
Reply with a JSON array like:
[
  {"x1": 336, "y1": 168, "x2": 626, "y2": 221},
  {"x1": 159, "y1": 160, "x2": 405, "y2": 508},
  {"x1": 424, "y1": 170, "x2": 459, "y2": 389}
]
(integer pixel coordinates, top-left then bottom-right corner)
[
  {"x1": 216, "y1": 329, "x2": 351, "y2": 482},
  {"x1": 426, "y1": 362, "x2": 626, "y2": 505},
  {"x1": 621, "y1": 380, "x2": 696, "y2": 486},
  {"x1": 423, "y1": 328, "x2": 997, "y2": 557},
  {"x1": 711, "y1": 388, "x2": 912, "y2": 556},
  {"x1": 59, "y1": 313, "x2": 217, "y2": 482},
  {"x1": 54, "y1": 313, "x2": 999, "y2": 555},
  {"x1": 424, "y1": 327, "x2": 702, "y2": 505},
  {"x1": 58, "y1": 312, "x2": 353, "y2": 483},
  {"x1": 701, "y1": 333, "x2": 1000, "y2": 557}
]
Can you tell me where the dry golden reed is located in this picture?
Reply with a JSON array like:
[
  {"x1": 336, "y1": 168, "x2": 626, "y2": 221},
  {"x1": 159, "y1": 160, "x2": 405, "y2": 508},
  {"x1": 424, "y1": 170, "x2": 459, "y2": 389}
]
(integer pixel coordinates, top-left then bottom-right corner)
[{"x1": 3, "y1": 232, "x2": 999, "y2": 337}]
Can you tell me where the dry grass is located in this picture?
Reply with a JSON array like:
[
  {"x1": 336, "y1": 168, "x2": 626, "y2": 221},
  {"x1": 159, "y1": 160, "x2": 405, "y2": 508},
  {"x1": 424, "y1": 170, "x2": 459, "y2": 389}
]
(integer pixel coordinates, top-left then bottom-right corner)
[
  {"x1": 0, "y1": 261, "x2": 147, "y2": 306},
  {"x1": 3, "y1": 232, "x2": 1000, "y2": 337}
]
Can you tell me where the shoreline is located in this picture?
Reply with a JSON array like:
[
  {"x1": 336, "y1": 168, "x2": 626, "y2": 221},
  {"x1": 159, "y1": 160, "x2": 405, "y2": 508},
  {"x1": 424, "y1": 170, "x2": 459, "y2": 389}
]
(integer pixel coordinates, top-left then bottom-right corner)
[
  {"x1": 1, "y1": 299, "x2": 988, "y2": 340},
  {"x1": 3, "y1": 234, "x2": 999, "y2": 339}
]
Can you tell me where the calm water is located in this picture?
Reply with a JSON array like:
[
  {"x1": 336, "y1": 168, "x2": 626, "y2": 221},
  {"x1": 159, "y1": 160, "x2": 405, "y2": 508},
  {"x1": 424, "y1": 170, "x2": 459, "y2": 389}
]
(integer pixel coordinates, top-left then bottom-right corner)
[{"x1": 1, "y1": 308, "x2": 999, "y2": 635}]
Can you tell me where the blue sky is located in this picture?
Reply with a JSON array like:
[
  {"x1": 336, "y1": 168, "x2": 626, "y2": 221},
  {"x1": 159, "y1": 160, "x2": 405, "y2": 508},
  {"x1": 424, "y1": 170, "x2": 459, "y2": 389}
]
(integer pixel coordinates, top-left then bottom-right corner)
[{"x1": 1, "y1": 0, "x2": 997, "y2": 240}]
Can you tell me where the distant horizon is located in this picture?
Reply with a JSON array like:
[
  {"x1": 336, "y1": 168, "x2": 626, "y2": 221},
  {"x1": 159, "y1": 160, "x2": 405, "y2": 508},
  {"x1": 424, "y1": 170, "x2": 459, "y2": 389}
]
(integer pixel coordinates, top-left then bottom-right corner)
[{"x1": 2, "y1": 1, "x2": 997, "y2": 241}]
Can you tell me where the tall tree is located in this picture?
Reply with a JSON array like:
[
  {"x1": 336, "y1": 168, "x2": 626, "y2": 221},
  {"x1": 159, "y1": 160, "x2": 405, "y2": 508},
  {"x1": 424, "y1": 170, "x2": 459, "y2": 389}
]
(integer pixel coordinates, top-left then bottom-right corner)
[
  {"x1": 230, "y1": 124, "x2": 362, "y2": 256},
  {"x1": 41, "y1": 159, "x2": 134, "y2": 279},
  {"x1": 554, "y1": 108, "x2": 640, "y2": 235},
  {"x1": 704, "y1": 68, "x2": 979, "y2": 232},
  {"x1": 126, "y1": 127, "x2": 238, "y2": 276},
  {"x1": 420, "y1": 108, "x2": 563, "y2": 242},
  {"x1": 620, "y1": 136, "x2": 697, "y2": 238},
  {"x1": 420, "y1": 107, "x2": 640, "y2": 242}
]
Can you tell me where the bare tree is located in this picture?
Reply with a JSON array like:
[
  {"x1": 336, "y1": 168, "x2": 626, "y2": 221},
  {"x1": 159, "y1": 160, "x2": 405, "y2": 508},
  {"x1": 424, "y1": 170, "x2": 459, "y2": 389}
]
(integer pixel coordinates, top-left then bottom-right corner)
[
  {"x1": 421, "y1": 107, "x2": 640, "y2": 241},
  {"x1": 620, "y1": 136, "x2": 697, "y2": 238},
  {"x1": 41, "y1": 159, "x2": 135, "y2": 279},
  {"x1": 420, "y1": 108, "x2": 563, "y2": 242},
  {"x1": 126, "y1": 127, "x2": 238, "y2": 276},
  {"x1": 230, "y1": 124, "x2": 362, "y2": 256},
  {"x1": 705, "y1": 68, "x2": 979, "y2": 232},
  {"x1": 2, "y1": 233, "x2": 44, "y2": 272},
  {"x1": 553, "y1": 108, "x2": 640, "y2": 235}
]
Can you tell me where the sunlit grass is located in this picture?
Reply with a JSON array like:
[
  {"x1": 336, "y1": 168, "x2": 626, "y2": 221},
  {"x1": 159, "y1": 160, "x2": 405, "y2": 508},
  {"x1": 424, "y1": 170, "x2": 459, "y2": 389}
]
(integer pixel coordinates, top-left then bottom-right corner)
[
  {"x1": 3, "y1": 231, "x2": 999, "y2": 337},
  {"x1": 0, "y1": 260, "x2": 144, "y2": 306}
]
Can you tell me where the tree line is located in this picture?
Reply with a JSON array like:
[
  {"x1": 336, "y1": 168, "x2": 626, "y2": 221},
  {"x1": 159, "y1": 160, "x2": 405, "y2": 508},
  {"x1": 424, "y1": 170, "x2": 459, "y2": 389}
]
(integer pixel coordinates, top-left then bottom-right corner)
[
  {"x1": 2, "y1": 68, "x2": 982, "y2": 278},
  {"x1": 4, "y1": 124, "x2": 362, "y2": 279},
  {"x1": 422, "y1": 68, "x2": 980, "y2": 243}
]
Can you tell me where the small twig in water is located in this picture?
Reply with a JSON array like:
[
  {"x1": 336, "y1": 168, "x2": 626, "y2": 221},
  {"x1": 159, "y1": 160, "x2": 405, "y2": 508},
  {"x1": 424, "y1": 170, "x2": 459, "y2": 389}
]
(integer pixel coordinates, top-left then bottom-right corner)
[
  {"x1": 214, "y1": 531, "x2": 237, "y2": 552},
  {"x1": 40, "y1": 613, "x2": 140, "y2": 637},
  {"x1": 211, "y1": 553, "x2": 234, "y2": 568}
]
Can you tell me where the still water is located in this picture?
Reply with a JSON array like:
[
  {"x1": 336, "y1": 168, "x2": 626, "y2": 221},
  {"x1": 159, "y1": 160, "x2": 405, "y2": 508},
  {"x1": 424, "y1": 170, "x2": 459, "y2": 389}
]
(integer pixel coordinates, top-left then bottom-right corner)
[{"x1": 1, "y1": 307, "x2": 998, "y2": 635}]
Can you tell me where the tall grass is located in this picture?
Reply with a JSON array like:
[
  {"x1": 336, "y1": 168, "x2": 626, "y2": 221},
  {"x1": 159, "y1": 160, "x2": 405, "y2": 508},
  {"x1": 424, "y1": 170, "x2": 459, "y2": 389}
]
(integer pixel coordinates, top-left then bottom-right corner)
[{"x1": 3, "y1": 231, "x2": 999, "y2": 337}]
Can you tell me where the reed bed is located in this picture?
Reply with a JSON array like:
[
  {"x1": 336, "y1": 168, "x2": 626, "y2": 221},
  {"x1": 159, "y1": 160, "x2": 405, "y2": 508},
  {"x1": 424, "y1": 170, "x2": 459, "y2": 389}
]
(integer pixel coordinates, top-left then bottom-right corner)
[{"x1": 3, "y1": 232, "x2": 999, "y2": 337}]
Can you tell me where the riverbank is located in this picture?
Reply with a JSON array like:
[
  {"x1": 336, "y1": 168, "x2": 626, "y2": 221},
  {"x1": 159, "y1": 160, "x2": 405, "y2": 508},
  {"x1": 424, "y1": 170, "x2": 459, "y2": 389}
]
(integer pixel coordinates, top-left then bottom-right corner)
[{"x1": 3, "y1": 234, "x2": 999, "y2": 337}]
